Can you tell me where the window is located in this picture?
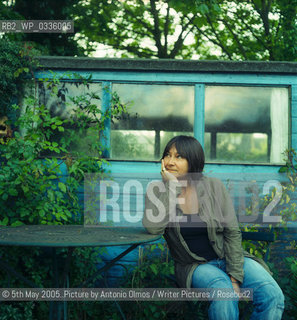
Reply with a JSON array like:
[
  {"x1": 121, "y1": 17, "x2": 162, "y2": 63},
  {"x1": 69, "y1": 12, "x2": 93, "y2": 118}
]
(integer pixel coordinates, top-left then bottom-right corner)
[
  {"x1": 111, "y1": 84, "x2": 194, "y2": 160},
  {"x1": 205, "y1": 86, "x2": 289, "y2": 164},
  {"x1": 22, "y1": 72, "x2": 290, "y2": 166}
]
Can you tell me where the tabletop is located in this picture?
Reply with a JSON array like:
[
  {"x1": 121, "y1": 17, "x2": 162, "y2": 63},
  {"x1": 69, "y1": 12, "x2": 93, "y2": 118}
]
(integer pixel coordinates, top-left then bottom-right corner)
[{"x1": 0, "y1": 225, "x2": 162, "y2": 247}]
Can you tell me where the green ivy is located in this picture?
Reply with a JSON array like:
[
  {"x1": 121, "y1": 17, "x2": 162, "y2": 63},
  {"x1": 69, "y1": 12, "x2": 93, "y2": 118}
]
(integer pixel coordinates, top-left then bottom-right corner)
[{"x1": 240, "y1": 148, "x2": 297, "y2": 319}]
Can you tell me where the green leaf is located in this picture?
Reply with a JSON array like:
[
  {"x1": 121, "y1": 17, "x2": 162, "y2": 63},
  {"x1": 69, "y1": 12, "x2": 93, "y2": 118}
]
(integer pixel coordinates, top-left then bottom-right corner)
[
  {"x1": 286, "y1": 194, "x2": 290, "y2": 203},
  {"x1": 150, "y1": 264, "x2": 158, "y2": 275},
  {"x1": 20, "y1": 209, "x2": 29, "y2": 218},
  {"x1": 11, "y1": 221, "x2": 23, "y2": 227},
  {"x1": 14, "y1": 70, "x2": 20, "y2": 77},
  {"x1": 198, "y1": 3, "x2": 209, "y2": 14},
  {"x1": 52, "y1": 86, "x2": 58, "y2": 95},
  {"x1": 213, "y1": 3, "x2": 222, "y2": 13},
  {"x1": 14, "y1": 131, "x2": 21, "y2": 138},
  {"x1": 22, "y1": 185, "x2": 29, "y2": 194},
  {"x1": 32, "y1": 115, "x2": 39, "y2": 122},
  {"x1": 61, "y1": 214, "x2": 68, "y2": 220},
  {"x1": 149, "y1": 305, "x2": 157, "y2": 312},
  {"x1": 0, "y1": 217, "x2": 9, "y2": 226},
  {"x1": 2, "y1": 193, "x2": 8, "y2": 200},
  {"x1": 8, "y1": 188, "x2": 18, "y2": 196},
  {"x1": 48, "y1": 189, "x2": 55, "y2": 201},
  {"x1": 158, "y1": 243, "x2": 164, "y2": 251},
  {"x1": 58, "y1": 182, "x2": 67, "y2": 193}
]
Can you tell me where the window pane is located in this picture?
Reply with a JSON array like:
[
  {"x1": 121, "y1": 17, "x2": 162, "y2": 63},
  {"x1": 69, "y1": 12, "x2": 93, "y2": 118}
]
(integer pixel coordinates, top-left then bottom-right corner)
[
  {"x1": 38, "y1": 81, "x2": 102, "y2": 156},
  {"x1": 111, "y1": 84, "x2": 194, "y2": 160},
  {"x1": 205, "y1": 86, "x2": 289, "y2": 164},
  {"x1": 110, "y1": 130, "x2": 155, "y2": 160}
]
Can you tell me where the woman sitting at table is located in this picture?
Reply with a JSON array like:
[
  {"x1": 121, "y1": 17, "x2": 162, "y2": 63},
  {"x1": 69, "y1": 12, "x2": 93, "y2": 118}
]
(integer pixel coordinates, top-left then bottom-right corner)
[{"x1": 142, "y1": 135, "x2": 284, "y2": 320}]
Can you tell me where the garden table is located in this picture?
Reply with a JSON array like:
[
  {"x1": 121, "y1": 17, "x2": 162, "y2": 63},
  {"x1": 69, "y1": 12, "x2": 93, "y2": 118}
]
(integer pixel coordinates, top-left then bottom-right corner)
[{"x1": 0, "y1": 225, "x2": 161, "y2": 320}]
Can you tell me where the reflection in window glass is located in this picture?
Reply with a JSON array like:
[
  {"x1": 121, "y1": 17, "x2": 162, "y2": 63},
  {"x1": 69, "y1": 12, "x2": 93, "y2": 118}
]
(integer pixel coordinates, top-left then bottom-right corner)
[
  {"x1": 205, "y1": 86, "x2": 289, "y2": 164},
  {"x1": 111, "y1": 84, "x2": 194, "y2": 160},
  {"x1": 111, "y1": 130, "x2": 155, "y2": 160},
  {"x1": 37, "y1": 81, "x2": 102, "y2": 156}
]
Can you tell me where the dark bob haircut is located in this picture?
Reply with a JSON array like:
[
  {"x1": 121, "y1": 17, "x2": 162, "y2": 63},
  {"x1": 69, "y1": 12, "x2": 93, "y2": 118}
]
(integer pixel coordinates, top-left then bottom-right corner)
[{"x1": 162, "y1": 135, "x2": 205, "y2": 173}]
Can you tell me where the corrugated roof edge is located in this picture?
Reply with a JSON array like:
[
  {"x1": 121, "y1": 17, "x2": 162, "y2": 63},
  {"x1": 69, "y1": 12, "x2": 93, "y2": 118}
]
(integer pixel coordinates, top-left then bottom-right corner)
[{"x1": 37, "y1": 56, "x2": 297, "y2": 74}]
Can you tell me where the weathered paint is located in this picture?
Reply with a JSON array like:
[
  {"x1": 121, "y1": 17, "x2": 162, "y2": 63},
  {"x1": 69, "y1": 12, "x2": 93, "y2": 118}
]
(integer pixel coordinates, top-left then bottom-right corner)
[
  {"x1": 35, "y1": 69, "x2": 297, "y2": 86},
  {"x1": 194, "y1": 84, "x2": 205, "y2": 148},
  {"x1": 291, "y1": 86, "x2": 297, "y2": 145},
  {"x1": 101, "y1": 82, "x2": 112, "y2": 158}
]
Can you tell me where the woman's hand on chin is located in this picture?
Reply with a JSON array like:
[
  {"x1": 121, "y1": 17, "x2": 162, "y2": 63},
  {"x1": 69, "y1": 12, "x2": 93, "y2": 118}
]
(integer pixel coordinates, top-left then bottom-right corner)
[{"x1": 161, "y1": 159, "x2": 178, "y2": 182}]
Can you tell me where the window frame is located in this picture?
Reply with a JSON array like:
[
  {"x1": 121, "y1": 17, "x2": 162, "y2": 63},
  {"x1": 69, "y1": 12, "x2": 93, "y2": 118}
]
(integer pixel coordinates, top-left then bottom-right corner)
[
  {"x1": 34, "y1": 69, "x2": 293, "y2": 166},
  {"x1": 105, "y1": 81, "x2": 290, "y2": 165}
]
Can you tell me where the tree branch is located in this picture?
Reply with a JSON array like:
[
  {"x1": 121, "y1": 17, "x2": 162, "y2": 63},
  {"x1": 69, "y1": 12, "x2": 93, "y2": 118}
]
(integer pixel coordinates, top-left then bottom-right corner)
[
  {"x1": 204, "y1": 13, "x2": 235, "y2": 59},
  {"x1": 123, "y1": 5, "x2": 154, "y2": 34},
  {"x1": 169, "y1": 13, "x2": 199, "y2": 58},
  {"x1": 112, "y1": 22, "x2": 152, "y2": 39},
  {"x1": 149, "y1": 0, "x2": 165, "y2": 57},
  {"x1": 251, "y1": 0, "x2": 271, "y2": 36},
  {"x1": 231, "y1": 3, "x2": 276, "y2": 59},
  {"x1": 231, "y1": 9, "x2": 271, "y2": 51},
  {"x1": 192, "y1": 22, "x2": 233, "y2": 59},
  {"x1": 220, "y1": 16, "x2": 248, "y2": 59},
  {"x1": 164, "y1": 0, "x2": 170, "y2": 53}
]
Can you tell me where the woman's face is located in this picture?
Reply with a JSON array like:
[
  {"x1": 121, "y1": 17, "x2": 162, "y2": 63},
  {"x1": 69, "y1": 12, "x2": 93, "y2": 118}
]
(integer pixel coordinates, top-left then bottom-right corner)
[{"x1": 163, "y1": 145, "x2": 189, "y2": 178}]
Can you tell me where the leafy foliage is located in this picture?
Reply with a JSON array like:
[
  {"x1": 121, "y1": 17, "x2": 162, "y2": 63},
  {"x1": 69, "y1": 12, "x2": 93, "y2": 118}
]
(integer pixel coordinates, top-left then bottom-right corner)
[
  {"x1": 0, "y1": 75, "x2": 126, "y2": 226},
  {"x1": 118, "y1": 242, "x2": 202, "y2": 320},
  {"x1": 70, "y1": 0, "x2": 204, "y2": 58},
  {"x1": 1, "y1": 0, "x2": 85, "y2": 56},
  {"x1": 0, "y1": 38, "x2": 35, "y2": 118},
  {"x1": 0, "y1": 44, "x2": 129, "y2": 318},
  {"x1": 238, "y1": 149, "x2": 297, "y2": 319},
  {"x1": 75, "y1": 0, "x2": 297, "y2": 61},
  {"x1": 174, "y1": 0, "x2": 297, "y2": 61},
  {"x1": 284, "y1": 249, "x2": 297, "y2": 318},
  {"x1": 190, "y1": 0, "x2": 297, "y2": 61},
  {"x1": 2, "y1": 0, "x2": 296, "y2": 60},
  {"x1": 0, "y1": 301, "x2": 34, "y2": 320},
  {"x1": 236, "y1": 148, "x2": 297, "y2": 235}
]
